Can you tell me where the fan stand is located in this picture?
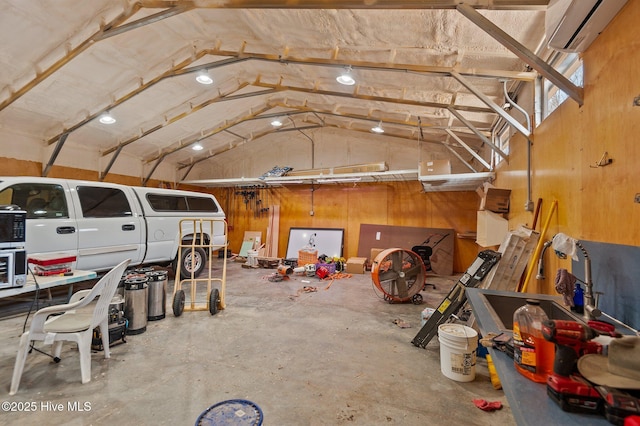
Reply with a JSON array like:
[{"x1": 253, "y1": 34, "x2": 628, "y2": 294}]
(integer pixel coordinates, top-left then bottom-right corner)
[{"x1": 371, "y1": 248, "x2": 426, "y2": 304}]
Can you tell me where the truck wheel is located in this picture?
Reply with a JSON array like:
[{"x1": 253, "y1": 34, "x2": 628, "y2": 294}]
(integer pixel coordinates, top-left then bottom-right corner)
[{"x1": 179, "y1": 247, "x2": 207, "y2": 279}]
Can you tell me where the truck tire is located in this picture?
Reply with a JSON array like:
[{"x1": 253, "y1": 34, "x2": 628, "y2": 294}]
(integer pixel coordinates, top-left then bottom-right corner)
[{"x1": 178, "y1": 247, "x2": 207, "y2": 279}]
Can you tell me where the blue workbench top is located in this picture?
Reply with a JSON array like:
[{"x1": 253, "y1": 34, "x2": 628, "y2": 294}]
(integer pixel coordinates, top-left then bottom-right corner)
[{"x1": 466, "y1": 288, "x2": 611, "y2": 426}]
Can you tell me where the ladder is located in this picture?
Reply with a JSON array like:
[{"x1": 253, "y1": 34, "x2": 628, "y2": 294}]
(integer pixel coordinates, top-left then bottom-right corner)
[{"x1": 411, "y1": 249, "x2": 501, "y2": 348}]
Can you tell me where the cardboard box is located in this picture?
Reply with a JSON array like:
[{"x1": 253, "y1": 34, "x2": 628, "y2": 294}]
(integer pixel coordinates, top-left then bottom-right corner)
[
  {"x1": 345, "y1": 257, "x2": 367, "y2": 274},
  {"x1": 477, "y1": 182, "x2": 511, "y2": 213},
  {"x1": 370, "y1": 248, "x2": 385, "y2": 262},
  {"x1": 419, "y1": 160, "x2": 451, "y2": 176},
  {"x1": 476, "y1": 210, "x2": 508, "y2": 247}
]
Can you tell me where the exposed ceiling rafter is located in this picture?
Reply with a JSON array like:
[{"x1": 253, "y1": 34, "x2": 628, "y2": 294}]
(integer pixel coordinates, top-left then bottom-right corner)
[
  {"x1": 456, "y1": 3, "x2": 584, "y2": 106},
  {"x1": 0, "y1": 2, "x2": 194, "y2": 112},
  {"x1": 141, "y1": 0, "x2": 549, "y2": 11}
]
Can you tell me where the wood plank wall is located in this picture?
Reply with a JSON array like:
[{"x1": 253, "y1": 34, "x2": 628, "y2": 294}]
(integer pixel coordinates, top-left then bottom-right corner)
[
  {"x1": 495, "y1": 0, "x2": 640, "y2": 294},
  {"x1": 211, "y1": 182, "x2": 480, "y2": 273},
  {"x1": 0, "y1": 160, "x2": 481, "y2": 273}
]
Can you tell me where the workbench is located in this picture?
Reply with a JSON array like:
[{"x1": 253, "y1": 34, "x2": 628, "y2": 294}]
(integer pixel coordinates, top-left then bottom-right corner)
[
  {"x1": 466, "y1": 288, "x2": 611, "y2": 426},
  {"x1": 0, "y1": 270, "x2": 98, "y2": 300}
]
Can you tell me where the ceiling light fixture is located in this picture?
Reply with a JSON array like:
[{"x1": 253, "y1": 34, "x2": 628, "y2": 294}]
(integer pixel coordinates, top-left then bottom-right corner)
[
  {"x1": 317, "y1": 177, "x2": 362, "y2": 183},
  {"x1": 99, "y1": 112, "x2": 116, "y2": 124},
  {"x1": 371, "y1": 121, "x2": 384, "y2": 134},
  {"x1": 192, "y1": 142, "x2": 203, "y2": 151},
  {"x1": 265, "y1": 179, "x2": 304, "y2": 184},
  {"x1": 336, "y1": 66, "x2": 355, "y2": 86},
  {"x1": 196, "y1": 71, "x2": 213, "y2": 85},
  {"x1": 271, "y1": 118, "x2": 283, "y2": 127}
]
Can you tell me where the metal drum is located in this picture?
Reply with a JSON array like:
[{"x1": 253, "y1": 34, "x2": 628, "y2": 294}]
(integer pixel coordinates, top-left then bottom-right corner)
[
  {"x1": 124, "y1": 276, "x2": 148, "y2": 335},
  {"x1": 109, "y1": 294, "x2": 125, "y2": 324},
  {"x1": 145, "y1": 270, "x2": 168, "y2": 321}
]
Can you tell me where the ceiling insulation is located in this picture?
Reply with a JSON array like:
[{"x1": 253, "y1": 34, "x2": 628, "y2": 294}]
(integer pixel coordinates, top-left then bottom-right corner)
[{"x1": 0, "y1": 1, "x2": 555, "y2": 188}]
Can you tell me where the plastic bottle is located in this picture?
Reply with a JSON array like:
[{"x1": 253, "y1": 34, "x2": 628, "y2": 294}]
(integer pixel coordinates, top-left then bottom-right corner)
[
  {"x1": 572, "y1": 283, "x2": 584, "y2": 314},
  {"x1": 512, "y1": 299, "x2": 555, "y2": 383}
]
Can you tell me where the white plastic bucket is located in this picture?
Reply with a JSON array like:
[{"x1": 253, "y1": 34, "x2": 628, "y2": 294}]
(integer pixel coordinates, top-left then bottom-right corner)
[
  {"x1": 438, "y1": 324, "x2": 478, "y2": 382},
  {"x1": 247, "y1": 250, "x2": 259, "y2": 267}
]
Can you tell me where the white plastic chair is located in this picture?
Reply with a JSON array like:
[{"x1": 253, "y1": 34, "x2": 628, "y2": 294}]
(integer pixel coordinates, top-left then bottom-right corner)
[{"x1": 9, "y1": 259, "x2": 131, "y2": 395}]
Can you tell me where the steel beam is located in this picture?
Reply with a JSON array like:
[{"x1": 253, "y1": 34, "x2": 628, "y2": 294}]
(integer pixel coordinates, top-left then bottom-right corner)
[
  {"x1": 100, "y1": 82, "x2": 257, "y2": 157},
  {"x1": 253, "y1": 81, "x2": 494, "y2": 114},
  {"x1": 456, "y1": 3, "x2": 583, "y2": 106},
  {"x1": 0, "y1": 3, "x2": 143, "y2": 112},
  {"x1": 145, "y1": 105, "x2": 275, "y2": 163},
  {"x1": 451, "y1": 71, "x2": 530, "y2": 138},
  {"x1": 443, "y1": 143, "x2": 479, "y2": 173},
  {"x1": 142, "y1": 0, "x2": 548, "y2": 11},
  {"x1": 202, "y1": 48, "x2": 538, "y2": 82},
  {"x1": 47, "y1": 57, "x2": 249, "y2": 146},
  {"x1": 42, "y1": 133, "x2": 69, "y2": 177},
  {"x1": 447, "y1": 106, "x2": 508, "y2": 162},
  {"x1": 445, "y1": 129, "x2": 492, "y2": 171}
]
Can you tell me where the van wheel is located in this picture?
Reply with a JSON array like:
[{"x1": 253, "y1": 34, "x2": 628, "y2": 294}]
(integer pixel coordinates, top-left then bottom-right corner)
[{"x1": 179, "y1": 247, "x2": 207, "y2": 279}]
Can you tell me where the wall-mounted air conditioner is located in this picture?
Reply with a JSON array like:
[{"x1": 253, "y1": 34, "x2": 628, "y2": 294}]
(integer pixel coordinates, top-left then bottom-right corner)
[{"x1": 545, "y1": 0, "x2": 628, "y2": 53}]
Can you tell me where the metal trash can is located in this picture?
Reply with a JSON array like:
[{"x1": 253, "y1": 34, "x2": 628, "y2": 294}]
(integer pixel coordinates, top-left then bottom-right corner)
[
  {"x1": 124, "y1": 276, "x2": 148, "y2": 335},
  {"x1": 145, "y1": 270, "x2": 168, "y2": 321}
]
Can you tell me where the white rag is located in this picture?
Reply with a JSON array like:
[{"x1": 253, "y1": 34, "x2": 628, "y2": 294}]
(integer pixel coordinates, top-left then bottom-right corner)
[{"x1": 552, "y1": 233, "x2": 579, "y2": 261}]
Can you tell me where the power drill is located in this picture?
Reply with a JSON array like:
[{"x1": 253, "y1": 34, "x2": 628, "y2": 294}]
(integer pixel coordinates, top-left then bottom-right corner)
[
  {"x1": 541, "y1": 319, "x2": 601, "y2": 376},
  {"x1": 541, "y1": 319, "x2": 604, "y2": 414}
]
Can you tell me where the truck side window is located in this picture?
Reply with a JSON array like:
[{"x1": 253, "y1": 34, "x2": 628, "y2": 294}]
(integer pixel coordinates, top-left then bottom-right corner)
[
  {"x1": 186, "y1": 196, "x2": 219, "y2": 212},
  {"x1": 0, "y1": 183, "x2": 69, "y2": 219},
  {"x1": 146, "y1": 194, "x2": 218, "y2": 212},
  {"x1": 77, "y1": 186, "x2": 132, "y2": 218}
]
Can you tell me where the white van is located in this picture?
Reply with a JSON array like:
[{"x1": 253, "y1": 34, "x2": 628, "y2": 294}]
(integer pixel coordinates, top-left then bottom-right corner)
[{"x1": 0, "y1": 177, "x2": 225, "y2": 277}]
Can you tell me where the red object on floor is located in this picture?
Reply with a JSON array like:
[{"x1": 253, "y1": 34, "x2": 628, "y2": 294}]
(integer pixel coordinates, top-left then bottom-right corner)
[
  {"x1": 472, "y1": 399, "x2": 503, "y2": 411},
  {"x1": 626, "y1": 415, "x2": 640, "y2": 426}
]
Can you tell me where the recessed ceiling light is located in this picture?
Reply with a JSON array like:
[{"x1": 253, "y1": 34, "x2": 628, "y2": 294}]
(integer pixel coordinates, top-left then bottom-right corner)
[
  {"x1": 271, "y1": 119, "x2": 283, "y2": 127},
  {"x1": 192, "y1": 143, "x2": 203, "y2": 151},
  {"x1": 371, "y1": 121, "x2": 384, "y2": 134},
  {"x1": 99, "y1": 112, "x2": 116, "y2": 124},
  {"x1": 196, "y1": 71, "x2": 213, "y2": 85}
]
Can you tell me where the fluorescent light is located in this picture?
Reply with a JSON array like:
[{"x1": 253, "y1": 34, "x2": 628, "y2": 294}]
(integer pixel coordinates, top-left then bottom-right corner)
[
  {"x1": 196, "y1": 71, "x2": 213, "y2": 85},
  {"x1": 192, "y1": 143, "x2": 203, "y2": 151},
  {"x1": 265, "y1": 179, "x2": 304, "y2": 184},
  {"x1": 99, "y1": 112, "x2": 116, "y2": 124},
  {"x1": 317, "y1": 177, "x2": 362, "y2": 183},
  {"x1": 371, "y1": 121, "x2": 384, "y2": 133}
]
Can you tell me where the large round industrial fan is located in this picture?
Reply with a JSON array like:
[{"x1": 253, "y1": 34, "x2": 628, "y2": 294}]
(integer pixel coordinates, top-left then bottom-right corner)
[{"x1": 371, "y1": 248, "x2": 426, "y2": 304}]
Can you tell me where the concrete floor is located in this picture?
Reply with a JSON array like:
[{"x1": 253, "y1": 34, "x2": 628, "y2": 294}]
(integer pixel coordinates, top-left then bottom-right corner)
[{"x1": 0, "y1": 259, "x2": 516, "y2": 425}]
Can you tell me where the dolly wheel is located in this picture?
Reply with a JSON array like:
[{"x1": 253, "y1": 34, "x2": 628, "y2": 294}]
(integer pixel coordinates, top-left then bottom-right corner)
[
  {"x1": 209, "y1": 288, "x2": 220, "y2": 315},
  {"x1": 173, "y1": 290, "x2": 185, "y2": 317},
  {"x1": 411, "y1": 294, "x2": 423, "y2": 305}
]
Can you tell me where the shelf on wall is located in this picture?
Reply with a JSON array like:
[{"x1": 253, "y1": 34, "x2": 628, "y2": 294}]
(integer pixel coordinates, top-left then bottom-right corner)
[
  {"x1": 419, "y1": 171, "x2": 495, "y2": 192},
  {"x1": 182, "y1": 170, "x2": 495, "y2": 191}
]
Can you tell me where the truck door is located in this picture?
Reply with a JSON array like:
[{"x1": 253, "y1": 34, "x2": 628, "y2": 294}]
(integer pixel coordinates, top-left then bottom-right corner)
[
  {"x1": 72, "y1": 184, "x2": 144, "y2": 271},
  {"x1": 0, "y1": 181, "x2": 79, "y2": 262}
]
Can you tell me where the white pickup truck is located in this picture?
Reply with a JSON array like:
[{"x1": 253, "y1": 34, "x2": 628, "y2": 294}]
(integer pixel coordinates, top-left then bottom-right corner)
[{"x1": 0, "y1": 177, "x2": 226, "y2": 278}]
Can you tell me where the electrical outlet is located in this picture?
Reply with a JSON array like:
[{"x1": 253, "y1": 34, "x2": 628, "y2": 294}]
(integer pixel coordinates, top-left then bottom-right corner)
[{"x1": 635, "y1": 193, "x2": 640, "y2": 203}]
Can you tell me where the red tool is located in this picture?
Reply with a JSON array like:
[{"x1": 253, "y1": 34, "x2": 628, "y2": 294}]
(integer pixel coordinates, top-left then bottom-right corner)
[
  {"x1": 588, "y1": 320, "x2": 622, "y2": 337},
  {"x1": 541, "y1": 319, "x2": 605, "y2": 414}
]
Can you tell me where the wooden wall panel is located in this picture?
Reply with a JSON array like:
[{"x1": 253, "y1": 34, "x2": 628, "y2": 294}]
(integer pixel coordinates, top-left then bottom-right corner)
[
  {"x1": 495, "y1": 0, "x2": 640, "y2": 294},
  {"x1": 217, "y1": 181, "x2": 480, "y2": 272}
]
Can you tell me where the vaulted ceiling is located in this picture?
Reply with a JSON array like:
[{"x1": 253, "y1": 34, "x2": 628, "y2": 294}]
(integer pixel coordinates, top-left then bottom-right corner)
[{"x1": 0, "y1": 1, "x2": 564, "y2": 186}]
